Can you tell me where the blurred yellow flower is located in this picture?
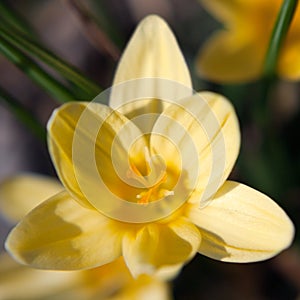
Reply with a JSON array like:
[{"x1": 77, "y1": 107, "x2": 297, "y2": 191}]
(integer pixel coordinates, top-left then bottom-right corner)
[
  {"x1": 196, "y1": 0, "x2": 300, "y2": 83},
  {"x1": 5, "y1": 15, "x2": 294, "y2": 280},
  {"x1": 0, "y1": 253, "x2": 170, "y2": 300},
  {"x1": 0, "y1": 174, "x2": 171, "y2": 300},
  {"x1": 0, "y1": 173, "x2": 63, "y2": 222}
]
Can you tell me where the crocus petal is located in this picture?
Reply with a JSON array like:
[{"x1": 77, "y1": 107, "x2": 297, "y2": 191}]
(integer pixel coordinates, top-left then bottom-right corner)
[
  {"x1": 151, "y1": 92, "x2": 240, "y2": 205},
  {"x1": 200, "y1": 0, "x2": 271, "y2": 25},
  {"x1": 0, "y1": 253, "x2": 171, "y2": 300},
  {"x1": 110, "y1": 15, "x2": 192, "y2": 117},
  {"x1": 196, "y1": 31, "x2": 265, "y2": 83},
  {"x1": 279, "y1": 40, "x2": 300, "y2": 80},
  {"x1": 5, "y1": 191, "x2": 122, "y2": 270},
  {"x1": 120, "y1": 274, "x2": 172, "y2": 300},
  {"x1": 198, "y1": 0, "x2": 289, "y2": 83},
  {"x1": 0, "y1": 173, "x2": 63, "y2": 222},
  {"x1": 200, "y1": 0, "x2": 242, "y2": 25},
  {"x1": 47, "y1": 102, "x2": 93, "y2": 209},
  {"x1": 122, "y1": 218, "x2": 201, "y2": 279},
  {"x1": 0, "y1": 253, "x2": 82, "y2": 300},
  {"x1": 187, "y1": 181, "x2": 294, "y2": 262},
  {"x1": 47, "y1": 101, "x2": 147, "y2": 211},
  {"x1": 79, "y1": 256, "x2": 171, "y2": 300}
]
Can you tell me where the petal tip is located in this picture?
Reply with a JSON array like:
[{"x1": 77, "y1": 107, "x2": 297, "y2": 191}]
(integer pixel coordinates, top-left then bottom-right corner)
[
  {"x1": 138, "y1": 14, "x2": 168, "y2": 30},
  {"x1": 4, "y1": 230, "x2": 27, "y2": 267}
]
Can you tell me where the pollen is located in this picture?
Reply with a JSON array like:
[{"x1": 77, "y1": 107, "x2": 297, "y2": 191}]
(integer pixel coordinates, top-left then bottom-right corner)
[
  {"x1": 136, "y1": 172, "x2": 172, "y2": 205},
  {"x1": 127, "y1": 147, "x2": 175, "y2": 205}
]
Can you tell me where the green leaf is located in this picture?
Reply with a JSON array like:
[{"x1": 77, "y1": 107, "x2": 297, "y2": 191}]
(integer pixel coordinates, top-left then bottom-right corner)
[
  {"x1": 0, "y1": 23, "x2": 101, "y2": 99},
  {"x1": 0, "y1": 35, "x2": 76, "y2": 103},
  {"x1": 263, "y1": 0, "x2": 298, "y2": 78}
]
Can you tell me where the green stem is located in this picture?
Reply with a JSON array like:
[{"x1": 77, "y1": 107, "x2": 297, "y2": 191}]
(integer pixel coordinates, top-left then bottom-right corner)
[
  {"x1": 0, "y1": 35, "x2": 75, "y2": 103},
  {"x1": 0, "y1": 23, "x2": 101, "y2": 98},
  {"x1": 0, "y1": 86, "x2": 46, "y2": 141},
  {"x1": 263, "y1": 0, "x2": 298, "y2": 78},
  {"x1": 259, "y1": 0, "x2": 298, "y2": 128}
]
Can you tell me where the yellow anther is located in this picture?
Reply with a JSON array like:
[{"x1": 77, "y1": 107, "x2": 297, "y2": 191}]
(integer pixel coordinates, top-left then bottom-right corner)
[{"x1": 136, "y1": 172, "x2": 170, "y2": 205}]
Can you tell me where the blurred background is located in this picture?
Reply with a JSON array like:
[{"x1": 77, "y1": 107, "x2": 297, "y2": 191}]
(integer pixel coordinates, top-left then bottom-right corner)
[{"x1": 0, "y1": 0, "x2": 299, "y2": 299}]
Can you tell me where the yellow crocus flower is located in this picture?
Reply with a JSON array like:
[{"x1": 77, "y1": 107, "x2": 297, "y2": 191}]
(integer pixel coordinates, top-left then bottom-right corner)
[
  {"x1": 5, "y1": 15, "x2": 294, "y2": 280},
  {"x1": 196, "y1": 0, "x2": 300, "y2": 82},
  {"x1": 0, "y1": 173, "x2": 63, "y2": 222},
  {"x1": 0, "y1": 174, "x2": 171, "y2": 300},
  {"x1": 0, "y1": 254, "x2": 169, "y2": 300}
]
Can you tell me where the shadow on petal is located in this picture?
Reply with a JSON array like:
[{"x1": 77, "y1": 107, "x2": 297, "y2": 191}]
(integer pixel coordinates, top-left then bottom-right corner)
[
  {"x1": 6, "y1": 192, "x2": 122, "y2": 270},
  {"x1": 198, "y1": 228, "x2": 230, "y2": 261}
]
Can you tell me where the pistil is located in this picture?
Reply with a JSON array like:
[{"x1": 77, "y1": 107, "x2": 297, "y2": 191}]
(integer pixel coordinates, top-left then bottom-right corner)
[
  {"x1": 127, "y1": 147, "x2": 174, "y2": 205},
  {"x1": 136, "y1": 172, "x2": 168, "y2": 205}
]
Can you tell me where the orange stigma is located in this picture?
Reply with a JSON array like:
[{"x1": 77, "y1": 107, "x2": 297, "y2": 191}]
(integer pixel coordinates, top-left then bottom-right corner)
[{"x1": 136, "y1": 172, "x2": 168, "y2": 205}]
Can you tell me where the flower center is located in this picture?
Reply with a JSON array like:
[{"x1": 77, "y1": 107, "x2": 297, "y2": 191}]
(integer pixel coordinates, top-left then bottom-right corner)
[
  {"x1": 135, "y1": 171, "x2": 175, "y2": 205},
  {"x1": 127, "y1": 147, "x2": 175, "y2": 205}
]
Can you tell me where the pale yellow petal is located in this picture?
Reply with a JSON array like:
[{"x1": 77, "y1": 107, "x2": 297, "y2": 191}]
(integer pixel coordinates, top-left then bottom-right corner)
[
  {"x1": 151, "y1": 92, "x2": 240, "y2": 205},
  {"x1": 122, "y1": 218, "x2": 201, "y2": 279},
  {"x1": 5, "y1": 191, "x2": 122, "y2": 270},
  {"x1": 47, "y1": 102, "x2": 93, "y2": 209},
  {"x1": 110, "y1": 15, "x2": 192, "y2": 117},
  {"x1": 187, "y1": 181, "x2": 294, "y2": 262},
  {"x1": 114, "y1": 274, "x2": 171, "y2": 300},
  {"x1": 0, "y1": 253, "x2": 83, "y2": 300},
  {"x1": 81, "y1": 257, "x2": 171, "y2": 300},
  {"x1": 0, "y1": 173, "x2": 63, "y2": 223},
  {"x1": 0, "y1": 252, "x2": 170, "y2": 300},
  {"x1": 196, "y1": 31, "x2": 265, "y2": 83},
  {"x1": 47, "y1": 101, "x2": 147, "y2": 214}
]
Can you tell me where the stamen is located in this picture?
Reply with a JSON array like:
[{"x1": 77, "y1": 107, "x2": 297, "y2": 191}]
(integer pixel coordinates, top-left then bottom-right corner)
[
  {"x1": 127, "y1": 147, "x2": 173, "y2": 205},
  {"x1": 127, "y1": 162, "x2": 148, "y2": 186},
  {"x1": 164, "y1": 190, "x2": 174, "y2": 197},
  {"x1": 144, "y1": 146, "x2": 156, "y2": 176},
  {"x1": 144, "y1": 146, "x2": 151, "y2": 167},
  {"x1": 136, "y1": 172, "x2": 171, "y2": 205}
]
